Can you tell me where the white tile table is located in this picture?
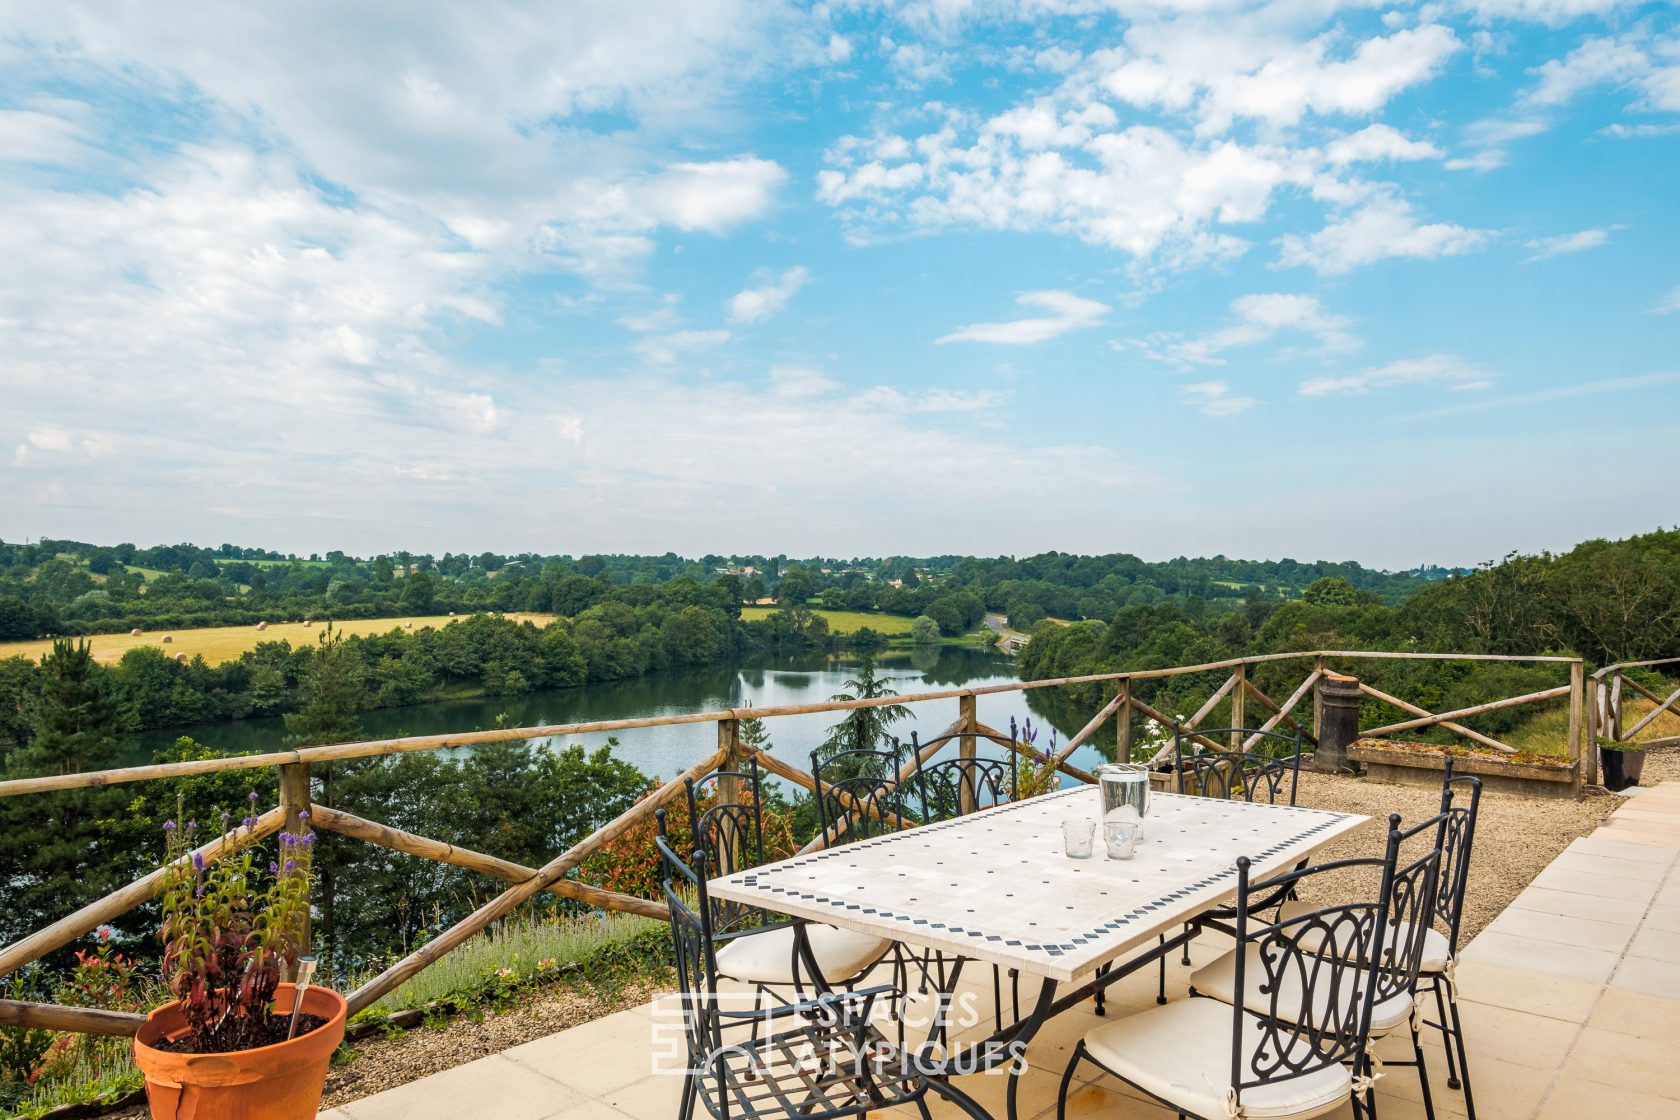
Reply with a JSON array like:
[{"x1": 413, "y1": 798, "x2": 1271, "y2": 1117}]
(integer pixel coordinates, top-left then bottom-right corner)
[
  {"x1": 709, "y1": 786, "x2": 1372, "y2": 983},
  {"x1": 709, "y1": 787, "x2": 1371, "y2": 1120}
]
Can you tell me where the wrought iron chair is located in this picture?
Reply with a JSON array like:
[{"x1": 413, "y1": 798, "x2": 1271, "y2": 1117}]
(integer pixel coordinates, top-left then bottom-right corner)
[
  {"x1": 1171, "y1": 724, "x2": 1305, "y2": 805},
  {"x1": 809, "y1": 745, "x2": 911, "y2": 846},
  {"x1": 909, "y1": 729, "x2": 1018, "y2": 823},
  {"x1": 1057, "y1": 829, "x2": 1410, "y2": 1120},
  {"x1": 654, "y1": 832, "x2": 993, "y2": 1120},
  {"x1": 1192, "y1": 810, "x2": 1449, "y2": 1119},
  {"x1": 1272, "y1": 766, "x2": 1485, "y2": 1119},
  {"x1": 1146, "y1": 723, "x2": 1308, "y2": 1010},
  {"x1": 660, "y1": 762, "x2": 891, "y2": 997}
]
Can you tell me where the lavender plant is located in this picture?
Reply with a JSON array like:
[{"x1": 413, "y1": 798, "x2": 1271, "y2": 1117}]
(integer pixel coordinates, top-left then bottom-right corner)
[
  {"x1": 1016, "y1": 718, "x2": 1061, "y2": 799},
  {"x1": 158, "y1": 793, "x2": 315, "y2": 1052}
]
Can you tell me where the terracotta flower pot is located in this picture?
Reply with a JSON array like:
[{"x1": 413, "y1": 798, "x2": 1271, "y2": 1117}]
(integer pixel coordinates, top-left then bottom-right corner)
[{"x1": 133, "y1": 983, "x2": 346, "y2": 1120}]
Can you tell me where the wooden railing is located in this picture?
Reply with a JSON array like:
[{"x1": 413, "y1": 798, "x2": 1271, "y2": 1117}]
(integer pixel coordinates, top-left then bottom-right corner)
[
  {"x1": 1589, "y1": 657, "x2": 1680, "y2": 787},
  {"x1": 0, "y1": 648, "x2": 1589, "y2": 1039}
]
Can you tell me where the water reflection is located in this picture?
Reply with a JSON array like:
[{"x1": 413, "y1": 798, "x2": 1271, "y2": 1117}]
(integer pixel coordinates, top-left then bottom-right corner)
[{"x1": 134, "y1": 646, "x2": 1119, "y2": 780}]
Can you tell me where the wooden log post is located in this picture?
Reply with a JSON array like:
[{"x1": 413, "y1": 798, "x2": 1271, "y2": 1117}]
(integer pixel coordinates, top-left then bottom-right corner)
[
  {"x1": 1611, "y1": 672, "x2": 1624, "y2": 743},
  {"x1": 278, "y1": 761, "x2": 312, "y2": 966},
  {"x1": 1116, "y1": 678, "x2": 1132, "y2": 764},
  {"x1": 1568, "y1": 661, "x2": 1584, "y2": 796},
  {"x1": 958, "y1": 693, "x2": 978, "y2": 815},
  {"x1": 715, "y1": 717, "x2": 742, "y2": 871},
  {"x1": 1584, "y1": 674, "x2": 1600, "y2": 789},
  {"x1": 1312, "y1": 656, "x2": 1325, "y2": 741},
  {"x1": 1230, "y1": 663, "x2": 1247, "y2": 748}
]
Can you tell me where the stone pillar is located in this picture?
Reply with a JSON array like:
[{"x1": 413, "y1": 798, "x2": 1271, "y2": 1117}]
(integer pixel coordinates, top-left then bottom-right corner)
[{"x1": 1315, "y1": 673, "x2": 1363, "y2": 774}]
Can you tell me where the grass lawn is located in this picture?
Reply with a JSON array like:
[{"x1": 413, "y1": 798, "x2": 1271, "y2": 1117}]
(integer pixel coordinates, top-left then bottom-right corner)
[
  {"x1": 1502, "y1": 693, "x2": 1680, "y2": 756},
  {"x1": 0, "y1": 613, "x2": 557, "y2": 667},
  {"x1": 739, "y1": 607, "x2": 915, "y2": 635}
]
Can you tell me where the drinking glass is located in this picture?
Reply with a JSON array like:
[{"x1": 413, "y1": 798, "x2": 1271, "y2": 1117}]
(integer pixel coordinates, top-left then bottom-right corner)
[
  {"x1": 1096, "y1": 763, "x2": 1150, "y2": 838},
  {"x1": 1061, "y1": 818, "x2": 1095, "y2": 859},
  {"x1": 1104, "y1": 820, "x2": 1141, "y2": 860}
]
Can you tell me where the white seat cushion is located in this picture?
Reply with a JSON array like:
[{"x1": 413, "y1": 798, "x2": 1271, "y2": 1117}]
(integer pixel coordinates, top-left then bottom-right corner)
[
  {"x1": 1191, "y1": 944, "x2": 1414, "y2": 1035},
  {"x1": 1082, "y1": 996, "x2": 1352, "y2": 1120},
  {"x1": 714, "y1": 923, "x2": 890, "y2": 985},
  {"x1": 1274, "y1": 901, "x2": 1452, "y2": 973}
]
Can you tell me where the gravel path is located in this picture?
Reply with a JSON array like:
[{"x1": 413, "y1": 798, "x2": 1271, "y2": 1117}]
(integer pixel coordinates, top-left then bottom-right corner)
[{"x1": 100, "y1": 750, "x2": 1678, "y2": 1118}]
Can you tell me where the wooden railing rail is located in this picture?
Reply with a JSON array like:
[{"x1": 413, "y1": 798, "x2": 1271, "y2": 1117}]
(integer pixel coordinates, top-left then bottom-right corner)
[{"x1": 0, "y1": 646, "x2": 1601, "y2": 1038}]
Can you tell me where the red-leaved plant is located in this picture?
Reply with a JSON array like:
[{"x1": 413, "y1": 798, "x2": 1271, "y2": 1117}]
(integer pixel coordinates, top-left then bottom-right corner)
[{"x1": 158, "y1": 793, "x2": 315, "y2": 1052}]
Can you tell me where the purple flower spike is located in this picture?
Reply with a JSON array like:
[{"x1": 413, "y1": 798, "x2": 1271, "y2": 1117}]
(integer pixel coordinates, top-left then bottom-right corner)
[
  {"x1": 191, "y1": 852, "x2": 205, "y2": 873},
  {"x1": 162, "y1": 820, "x2": 177, "y2": 833},
  {"x1": 248, "y1": 791, "x2": 259, "y2": 802},
  {"x1": 303, "y1": 832, "x2": 316, "y2": 843},
  {"x1": 284, "y1": 859, "x2": 296, "y2": 872},
  {"x1": 269, "y1": 862, "x2": 280, "y2": 873},
  {"x1": 297, "y1": 810, "x2": 310, "y2": 821}
]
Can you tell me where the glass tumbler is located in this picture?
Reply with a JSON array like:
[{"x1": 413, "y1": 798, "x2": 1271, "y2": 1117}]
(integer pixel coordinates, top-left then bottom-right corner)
[
  {"x1": 1104, "y1": 820, "x2": 1141, "y2": 859},
  {"x1": 1061, "y1": 818, "x2": 1095, "y2": 859}
]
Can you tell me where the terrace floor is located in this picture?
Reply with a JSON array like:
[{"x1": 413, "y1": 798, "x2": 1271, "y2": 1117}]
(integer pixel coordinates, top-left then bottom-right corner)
[{"x1": 319, "y1": 783, "x2": 1680, "y2": 1120}]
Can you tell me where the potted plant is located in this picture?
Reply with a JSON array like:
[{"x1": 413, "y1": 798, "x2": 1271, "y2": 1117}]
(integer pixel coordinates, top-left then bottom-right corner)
[
  {"x1": 133, "y1": 797, "x2": 344, "y2": 1120},
  {"x1": 1598, "y1": 738, "x2": 1647, "y2": 792}
]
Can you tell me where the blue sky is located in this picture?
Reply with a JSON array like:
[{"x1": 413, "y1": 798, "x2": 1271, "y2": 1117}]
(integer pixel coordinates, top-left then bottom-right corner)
[{"x1": 2, "y1": 1, "x2": 1676, "y2": 568}]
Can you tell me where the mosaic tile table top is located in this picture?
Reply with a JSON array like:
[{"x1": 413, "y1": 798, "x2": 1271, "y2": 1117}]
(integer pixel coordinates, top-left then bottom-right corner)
[{"x1": 709, "y1": 787, "x2": 1371, "y2": 982}]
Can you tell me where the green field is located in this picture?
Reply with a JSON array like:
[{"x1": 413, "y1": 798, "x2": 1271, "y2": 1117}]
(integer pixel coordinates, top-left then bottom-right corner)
[
  {"x1": 0, "y1": 613, "x2": 557, "y2": 667},
  {"x1": 739, "y1": 607, "x2": 915, "y2": 635}
]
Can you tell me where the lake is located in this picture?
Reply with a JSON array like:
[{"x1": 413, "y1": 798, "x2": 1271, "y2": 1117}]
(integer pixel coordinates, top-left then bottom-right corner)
[{"x1": 134, "y1": 646, "x2": 1119, "y2": 780}]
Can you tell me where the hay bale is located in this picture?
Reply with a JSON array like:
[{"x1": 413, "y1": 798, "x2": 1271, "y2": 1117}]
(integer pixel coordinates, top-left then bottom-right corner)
[
  {"x1": 161, "y1": 635, "x2": 172, "y2": 644},
  {"x1": 404, "y1": 622, "x2": 413, "y2": 629},
  {"x1": 174, "y1": 652, "x2": 187, "y2": 663},
  {"x1": 256, "y1": 621, "x2": 268, "y2": 631},
  {"x1": 448, "y1": 611, "x2": 456, "y2": 617},
  {"x1": 130, "y1": 628, "x2": 142, "y2": 637},
  {"x1": 303, "y1": 619, "x2": 313, "y2": 627}
]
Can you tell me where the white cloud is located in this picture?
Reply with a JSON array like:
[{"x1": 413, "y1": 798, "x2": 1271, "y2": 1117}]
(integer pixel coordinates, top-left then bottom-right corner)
[
  {"x1": 1277, "y1": 195, "x2": 1491, "y2": 274},
  {"x1": 1299, "y1": 354, "x2": 1496, "y2": 397},
  {"x1": 1526, "y1": 37, "x2": 1652, "y2": 107},
  {"x1": 635, "y1": 329, "x2": 732, "y2": 364},
  {"x1": 728, "y1": 266, "x2": 809, "y2": 323},
  {"x1": 936, "y1": 290, "x2": 1109, "y2": 345},
  {"x1": 1181, "y1": 381, "x2": 1256, "y2": 418},
  {"x1": 1324, "y1": 125, "x2": 1442, "y2": 166},
  {"x1": 1652, "y1": 286, "x2": 1680, "y2": 315},
  {"x1": 1524, "y1": 226, "x2": 1619, "y2": 261},
  {"x1": 1453, "y1": 0, "x2": 1636, "y2": 24},
  {"x1": 1132, "y1": 292, "x2": 1358, "y2": 366},
  {"x1": 769, "y1": 367, "x2": 838, "y2": 397}
]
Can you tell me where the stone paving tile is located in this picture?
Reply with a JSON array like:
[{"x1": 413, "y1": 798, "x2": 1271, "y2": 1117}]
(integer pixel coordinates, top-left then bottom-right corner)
[
  {"x1": 506, "y1": 1006, "x2": 664, "y2": 1096},
  {"x1": 1627, "y1": 925, "x2": 1680, "y2": 963},
  {"x1": 329, "y1": 1054, "x2": 584, "y2": 1120},
  {"x1": 1588, "y1": 824, "x2": 1680, "y2": 848},
  {"x1": 1642, "y1": 903, "x2": 1680, "y2": 934},
  {"x1": 1453, "y1": 959, "x2": 1605, "y2": 1022},
  {"x1": 1565, "y1": 835, "x2": 1679, "y2": 865},
  {"x1": 1587, "y1": 986, "x2": 1680, "y2": 1038},
  {"x1": 1442, "y1": 1001, "x2": 1581, "y2": 1072},
  {"x1": 1561, "y1": 1026, "x2": 1680, "y2": 1101},
  {"x1": 1505, "y1": 885, "x2": 1651, "y2": 926},
  {"x1": 1458, "y1": 928, "x2": 1620, "y2": 985},
  {"x1": 1481, "y1": 908, "x2": 1637, "y2": 953},
  {"x1": 1609, "y1": 954, "x2": 1680, "y2": 1001},
  {"x1": 1535, "y1": 1077, "x2": 1680, "y2": 1120},
  {"x1": 1545, "y1": 849, "x2": 1672, "y2": 883},
  {"x1": 1529, "y1": 865, "x2": 1660, "y2": 902}
]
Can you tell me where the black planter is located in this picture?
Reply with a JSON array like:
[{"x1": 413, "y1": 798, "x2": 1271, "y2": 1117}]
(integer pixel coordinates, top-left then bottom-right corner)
[{"x1": 1601, "y1": 748, "x2": 1646, "y2": 791}]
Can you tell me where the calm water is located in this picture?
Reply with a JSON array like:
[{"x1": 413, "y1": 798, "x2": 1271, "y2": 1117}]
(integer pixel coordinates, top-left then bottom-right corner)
[{"x1": 133, "y1": 646, "x2": 1117, "y2": 779}]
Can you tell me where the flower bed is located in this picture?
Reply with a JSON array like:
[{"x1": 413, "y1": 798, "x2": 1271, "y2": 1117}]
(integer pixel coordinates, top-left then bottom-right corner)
[{"x1": 1347, "y1": 738, "x2": 1580, "y2": 799}]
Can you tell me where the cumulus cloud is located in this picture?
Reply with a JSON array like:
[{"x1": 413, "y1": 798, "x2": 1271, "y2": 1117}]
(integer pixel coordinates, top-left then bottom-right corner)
[
  {"x1": 1298, "y1": 355, "x2": 1496, "y2": 397},
  {"x1": 936, "y1": 290, "x2": 1109, "y2": 345},
  {"x1": 1181, "y1": 381, "x2": 1257, "y2": 418},
  {"x1": 729, "y1": 266, "x2": 809, "y2": 323},
  {"x1": 1131, "y1": 293, "x2": 1358, "y2": 367},
  {"x1": 1324, "y1": 125, "x2": 1442, "y2": 166},
  {"x1": 769, "y1": 367, "x2": 839, "y2": 397},
  {"x1": 1277, "y1": 196, "x2": 1491, "y2": 274},
  {"x1": 635, "y1": 329, "x2": 732, "y2": 364},
  {"x1": 1524, "y1": 226, "x2": 1620, "y2": 261}
]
